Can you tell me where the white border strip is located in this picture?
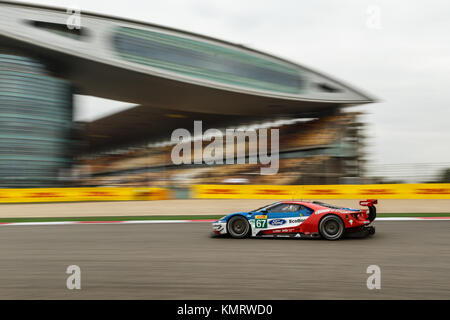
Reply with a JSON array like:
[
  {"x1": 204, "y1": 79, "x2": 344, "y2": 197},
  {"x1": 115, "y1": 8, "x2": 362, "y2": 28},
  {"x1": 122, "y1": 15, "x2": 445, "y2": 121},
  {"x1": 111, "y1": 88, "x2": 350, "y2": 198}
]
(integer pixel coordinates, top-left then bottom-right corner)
[
  {"x1": 0, "y1": 219, "x2": 215, "y2": 227},
  {"x1": 377, "y1": 217, "x2": 450, "y2": 221},
  {"x1": 0, "y1": 217, "x2": 448, "y2": 227}
]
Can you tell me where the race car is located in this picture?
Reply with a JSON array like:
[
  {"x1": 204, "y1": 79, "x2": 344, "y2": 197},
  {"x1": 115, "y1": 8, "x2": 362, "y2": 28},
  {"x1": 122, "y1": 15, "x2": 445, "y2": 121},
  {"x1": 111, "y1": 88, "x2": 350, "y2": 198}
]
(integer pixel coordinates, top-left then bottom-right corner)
[{"x1": 212, "y1": 199, "x2": 377, "y2": 240}]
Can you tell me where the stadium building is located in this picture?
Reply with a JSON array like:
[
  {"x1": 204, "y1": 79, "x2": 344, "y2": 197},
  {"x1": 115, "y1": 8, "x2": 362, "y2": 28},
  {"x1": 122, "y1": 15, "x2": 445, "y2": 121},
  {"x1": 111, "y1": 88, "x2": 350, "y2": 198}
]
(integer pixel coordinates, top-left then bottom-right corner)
[{"x1": 0, "y1": 1, "x2": 374, "y2": 188}]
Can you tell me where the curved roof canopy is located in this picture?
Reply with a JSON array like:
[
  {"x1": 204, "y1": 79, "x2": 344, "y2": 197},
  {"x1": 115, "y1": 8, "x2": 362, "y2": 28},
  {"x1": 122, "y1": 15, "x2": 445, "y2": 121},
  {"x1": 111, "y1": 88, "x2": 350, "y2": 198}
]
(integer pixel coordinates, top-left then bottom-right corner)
[{"x1": 0, "y1": 1, "x2": 374, "y2": 117}]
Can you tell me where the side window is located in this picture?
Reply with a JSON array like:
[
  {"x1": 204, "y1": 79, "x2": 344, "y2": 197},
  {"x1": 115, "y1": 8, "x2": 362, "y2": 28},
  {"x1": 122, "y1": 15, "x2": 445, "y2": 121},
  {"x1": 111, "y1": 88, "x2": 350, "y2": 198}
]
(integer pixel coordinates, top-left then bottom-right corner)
[
  {"x1": 267, "y1": 203, "x2": 300, "y2": 213},
  {"x1": 266, "y1": 203, "x2": 288, "y2": 213},
  {"x1": 298, "y1": 205, "x2": 314, "y2": 216},
  {"x1": 285, "y1": 204, "x2": 300, "y2": 212}
]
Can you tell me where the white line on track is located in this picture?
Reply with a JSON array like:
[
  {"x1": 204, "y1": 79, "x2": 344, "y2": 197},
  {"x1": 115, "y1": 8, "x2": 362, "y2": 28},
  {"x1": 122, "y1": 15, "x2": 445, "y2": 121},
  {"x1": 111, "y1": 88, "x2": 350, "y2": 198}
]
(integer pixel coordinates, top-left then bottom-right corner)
[
  {"x1": 377, "y1": 217, "x2": 450, "y2": 221},
  {"x1": 0, "y1": 219, "x2": 215, "y2": 227},
  {"x1": 0, "y1": 217, "x2": 448, "y2": 227}
]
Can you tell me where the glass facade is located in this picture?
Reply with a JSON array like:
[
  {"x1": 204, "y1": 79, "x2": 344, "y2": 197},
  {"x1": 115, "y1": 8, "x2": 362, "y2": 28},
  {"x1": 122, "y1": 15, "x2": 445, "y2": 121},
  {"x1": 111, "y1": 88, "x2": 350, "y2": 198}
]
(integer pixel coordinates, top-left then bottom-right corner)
[
  {"x1": 113, "y1": 27, "x2": 303, "y2": 94},
  {"x1": 0, "y1": 53, "x2": 73, "y2": 187}
]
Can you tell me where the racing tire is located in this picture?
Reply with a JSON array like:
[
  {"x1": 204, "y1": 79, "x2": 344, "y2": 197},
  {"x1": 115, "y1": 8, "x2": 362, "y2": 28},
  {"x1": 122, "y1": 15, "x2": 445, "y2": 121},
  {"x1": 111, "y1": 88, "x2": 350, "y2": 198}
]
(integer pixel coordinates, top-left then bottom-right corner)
[
  {"x1": 319, "y1": 215, "x2": 345, "y2": 241},
  {"x1": 227, "y1": 215, "x2": 250, "y2": 239}
]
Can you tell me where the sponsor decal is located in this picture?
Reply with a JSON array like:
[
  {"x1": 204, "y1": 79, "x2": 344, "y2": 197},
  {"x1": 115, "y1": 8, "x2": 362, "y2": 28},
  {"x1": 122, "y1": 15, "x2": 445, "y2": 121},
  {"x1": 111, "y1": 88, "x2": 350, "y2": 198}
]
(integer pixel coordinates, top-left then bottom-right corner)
[
  {"x1": 28, "y1": 192, "x2": 62, "y2": 198},
  {"x1": 288, "y1": 218, "x2": 305, "y2": 224},
  {"x1": 83, "y1": 191, "x2": 116, "y2": 197},
  {"x1": 134, "y1": 190, "x2": 154, "y2": 197},
  {"x1": 269, "y1": 219, "x2": 286, "y2": 226},
  {"x1": 361, "y1": 188, "x2": 395, "y2": 195},
  {"x1": 204, "y1": 189, "x2": 238, "y2": 195},
  {"x1": 315, "y1": 209, "x2": 331, "y2": 215},
  {"x1": 416, "y1": 188, "x2": 450, "y2": 195},
  {"x1": 255, "y1": 215, "x2": 267, "y2": 228},
  {"x1": 256, "y1": 189, "x2": 290, "y2": 195},
  {"x1": 315, "y1": 209, "x2": 352, "y2": 215},
  {"x1": 307, "y1": 189, "x2": 341, "y2": 195}
]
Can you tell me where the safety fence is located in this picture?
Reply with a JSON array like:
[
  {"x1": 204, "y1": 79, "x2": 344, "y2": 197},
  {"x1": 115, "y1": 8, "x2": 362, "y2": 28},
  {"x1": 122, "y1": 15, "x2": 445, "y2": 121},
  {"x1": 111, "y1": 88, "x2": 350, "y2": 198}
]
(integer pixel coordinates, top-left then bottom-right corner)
[{"x1": 191, "y1": 184, "x2": 450, "y2": 199}]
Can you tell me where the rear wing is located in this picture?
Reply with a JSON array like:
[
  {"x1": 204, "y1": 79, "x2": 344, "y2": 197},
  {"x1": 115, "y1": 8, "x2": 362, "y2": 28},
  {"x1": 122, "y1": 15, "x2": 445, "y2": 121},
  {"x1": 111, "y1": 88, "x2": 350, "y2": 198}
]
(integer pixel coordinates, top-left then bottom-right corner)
[
  {"x1": 359, "y1": 199, "x2": 378, "y2": 207},
  {"x1": 359, "y1": 199, "x2": 377, "y2": 222}
]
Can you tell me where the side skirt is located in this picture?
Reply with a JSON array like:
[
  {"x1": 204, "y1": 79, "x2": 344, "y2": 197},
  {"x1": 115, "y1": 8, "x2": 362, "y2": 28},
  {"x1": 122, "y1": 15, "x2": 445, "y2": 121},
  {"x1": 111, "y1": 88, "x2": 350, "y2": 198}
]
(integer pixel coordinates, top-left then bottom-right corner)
[{"x1": 255, "y1": 232, "x2": 320, "y2": 239}]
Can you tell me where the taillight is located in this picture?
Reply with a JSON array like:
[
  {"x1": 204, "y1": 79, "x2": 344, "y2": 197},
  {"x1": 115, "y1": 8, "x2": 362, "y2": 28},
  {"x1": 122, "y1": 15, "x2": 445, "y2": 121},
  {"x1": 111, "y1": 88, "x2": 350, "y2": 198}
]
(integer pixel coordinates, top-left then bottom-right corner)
[{"x1": 351, "y1": 211, "x2": 366, "y2": 220}]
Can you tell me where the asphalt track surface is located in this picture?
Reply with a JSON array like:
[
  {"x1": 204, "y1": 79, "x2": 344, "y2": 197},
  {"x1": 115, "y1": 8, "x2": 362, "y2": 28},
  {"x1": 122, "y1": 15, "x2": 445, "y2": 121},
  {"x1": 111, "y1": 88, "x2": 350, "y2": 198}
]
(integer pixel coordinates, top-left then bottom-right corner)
[{"x1": 0, "y1": 221, "x2": 449, "y2": 299}]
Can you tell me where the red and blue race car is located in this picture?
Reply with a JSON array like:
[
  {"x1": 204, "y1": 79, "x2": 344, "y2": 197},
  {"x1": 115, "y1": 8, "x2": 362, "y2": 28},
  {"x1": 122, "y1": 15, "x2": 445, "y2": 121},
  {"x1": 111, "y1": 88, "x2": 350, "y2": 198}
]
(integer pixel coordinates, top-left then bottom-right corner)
[{"x1": 212, "y1": 199, "x2": 377, "y2": 240}]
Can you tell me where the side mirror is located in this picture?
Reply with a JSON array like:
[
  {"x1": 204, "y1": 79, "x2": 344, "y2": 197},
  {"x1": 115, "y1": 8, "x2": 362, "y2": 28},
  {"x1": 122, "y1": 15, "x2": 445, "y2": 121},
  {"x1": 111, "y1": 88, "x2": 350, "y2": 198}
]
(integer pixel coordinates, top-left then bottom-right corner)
[{"x1": 260, "y1": 209, "x2": 268, "y2": 214}]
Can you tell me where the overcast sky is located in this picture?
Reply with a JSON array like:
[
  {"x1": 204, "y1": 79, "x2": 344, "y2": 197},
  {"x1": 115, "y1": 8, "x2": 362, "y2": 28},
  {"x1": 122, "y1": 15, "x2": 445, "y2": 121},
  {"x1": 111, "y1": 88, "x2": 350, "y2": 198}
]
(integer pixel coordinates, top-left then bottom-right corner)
[{"x1": 11, "y1": 0, "x2": 450, "y2": 174}]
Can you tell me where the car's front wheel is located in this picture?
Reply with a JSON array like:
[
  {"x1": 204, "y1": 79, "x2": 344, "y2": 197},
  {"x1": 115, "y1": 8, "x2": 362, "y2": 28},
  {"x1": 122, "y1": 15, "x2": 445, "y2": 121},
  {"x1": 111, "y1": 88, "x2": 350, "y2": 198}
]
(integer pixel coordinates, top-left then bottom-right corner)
[
  {"x1": 227, "y1": 215, "x2": 250, "y2": 238},
  {"x1": 319, "y1": 215, "x2": 345, "y2": 240}
]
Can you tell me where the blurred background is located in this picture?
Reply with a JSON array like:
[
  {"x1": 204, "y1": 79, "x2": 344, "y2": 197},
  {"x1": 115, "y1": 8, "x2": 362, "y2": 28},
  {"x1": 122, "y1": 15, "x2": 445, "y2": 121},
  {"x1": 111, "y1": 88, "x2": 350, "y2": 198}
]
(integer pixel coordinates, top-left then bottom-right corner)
[
  {"x1": 1, "y1": 0, "x2": 450, "y2": 301},
  {"x1": 0, "y1": 0, "x2": 449, "y2": 195}
]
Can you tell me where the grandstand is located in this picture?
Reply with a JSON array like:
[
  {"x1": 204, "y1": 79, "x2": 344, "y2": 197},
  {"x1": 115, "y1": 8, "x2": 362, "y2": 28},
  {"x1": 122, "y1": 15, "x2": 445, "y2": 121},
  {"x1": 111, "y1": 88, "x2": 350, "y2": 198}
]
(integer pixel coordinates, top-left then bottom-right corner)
[
  {"x1": 0, "y1": 1, "x2": 373, "y2": 188},
  {"x1": 77, "y1": 110, "x2": 365, "y2": 188}
]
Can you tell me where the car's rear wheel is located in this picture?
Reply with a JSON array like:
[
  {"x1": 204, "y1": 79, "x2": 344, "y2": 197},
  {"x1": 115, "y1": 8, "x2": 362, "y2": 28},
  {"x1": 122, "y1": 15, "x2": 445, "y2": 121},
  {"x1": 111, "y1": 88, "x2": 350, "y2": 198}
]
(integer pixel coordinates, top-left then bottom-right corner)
[
  {"x1": 227, "y1": 215, "x2": 250, "y2": 238},
  {"x1": 319, "y1": 215, "x2": 345, "y2": 240}
]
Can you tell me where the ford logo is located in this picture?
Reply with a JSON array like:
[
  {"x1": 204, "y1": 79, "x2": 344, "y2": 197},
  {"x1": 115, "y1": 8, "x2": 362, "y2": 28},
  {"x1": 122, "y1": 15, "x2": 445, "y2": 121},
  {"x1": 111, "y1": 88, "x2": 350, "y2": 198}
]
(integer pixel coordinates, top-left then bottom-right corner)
[{"x1": 269, "y1": 219, "x2": 286, "y2": 226}]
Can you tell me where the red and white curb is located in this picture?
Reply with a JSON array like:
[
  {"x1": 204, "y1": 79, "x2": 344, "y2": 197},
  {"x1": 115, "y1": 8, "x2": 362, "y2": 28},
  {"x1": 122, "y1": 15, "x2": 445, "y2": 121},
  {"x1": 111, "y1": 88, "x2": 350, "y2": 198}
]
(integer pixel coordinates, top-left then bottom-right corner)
[{"x1": 0, "y1": 217, "x2": 448, "y2": 227}]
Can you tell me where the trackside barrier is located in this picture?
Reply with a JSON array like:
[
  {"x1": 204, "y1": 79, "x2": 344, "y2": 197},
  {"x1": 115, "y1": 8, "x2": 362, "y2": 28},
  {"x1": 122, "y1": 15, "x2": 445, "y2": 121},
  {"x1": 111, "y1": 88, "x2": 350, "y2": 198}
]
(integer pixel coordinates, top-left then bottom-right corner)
[
  {"x1": 191, "y1": 184, "x2": 450, "y2": 200},
  {"x1": 0, "y1": 187, "x2": 171, "y2": 203}
]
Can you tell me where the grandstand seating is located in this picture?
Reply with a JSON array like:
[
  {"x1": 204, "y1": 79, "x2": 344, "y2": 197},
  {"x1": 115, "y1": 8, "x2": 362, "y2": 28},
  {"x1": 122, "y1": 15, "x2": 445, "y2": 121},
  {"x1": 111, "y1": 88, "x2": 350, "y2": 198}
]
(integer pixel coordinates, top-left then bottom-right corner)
[{"x1": 77, "y1": 113, "x2": 360, "y2": 187}]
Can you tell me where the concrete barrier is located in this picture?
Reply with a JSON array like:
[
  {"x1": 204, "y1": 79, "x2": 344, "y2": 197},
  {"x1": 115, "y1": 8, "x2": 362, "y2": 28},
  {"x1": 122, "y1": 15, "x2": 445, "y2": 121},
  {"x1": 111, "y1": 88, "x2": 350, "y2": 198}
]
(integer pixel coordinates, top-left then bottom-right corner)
[
  {"x1": 0, "y1": 187, "x2": 171, "y2": 203},
  {"x1": 192, "y1": 183, "x2": 450, "y2": 199}
]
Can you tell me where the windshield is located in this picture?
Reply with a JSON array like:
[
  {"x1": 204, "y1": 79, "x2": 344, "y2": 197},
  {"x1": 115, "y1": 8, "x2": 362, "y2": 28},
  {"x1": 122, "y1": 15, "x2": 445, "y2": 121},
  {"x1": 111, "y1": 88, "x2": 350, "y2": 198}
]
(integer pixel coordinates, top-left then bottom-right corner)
[{"x1": 252, "y1": 203, "x2": 278, "y2": 212}]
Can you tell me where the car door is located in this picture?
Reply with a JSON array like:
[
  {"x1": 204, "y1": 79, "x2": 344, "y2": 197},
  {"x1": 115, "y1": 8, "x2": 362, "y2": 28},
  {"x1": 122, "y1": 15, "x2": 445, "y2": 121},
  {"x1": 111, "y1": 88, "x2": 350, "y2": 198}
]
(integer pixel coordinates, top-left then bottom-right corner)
[
  {"x1": 266, "y1": 203, "x2": 301, "y2": 228},
  {"x1": 252, "y1": 203, "x2": 285, "y2": 230}
]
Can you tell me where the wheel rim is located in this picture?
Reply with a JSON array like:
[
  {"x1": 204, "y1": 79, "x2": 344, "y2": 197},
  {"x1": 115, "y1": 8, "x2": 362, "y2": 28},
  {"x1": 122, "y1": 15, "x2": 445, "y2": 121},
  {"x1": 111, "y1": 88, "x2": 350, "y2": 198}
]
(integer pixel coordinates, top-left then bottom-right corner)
[
  {"x1": 322, "y1": 219, "x2": 342, "y2": 238},
  {"x1": 229, "y1": 217, "x2": 249, "y2": 237},
  {"x1": 232, "y1": 219, "x2": 246, "y2": 234}
]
